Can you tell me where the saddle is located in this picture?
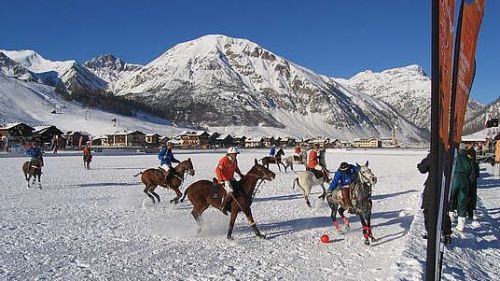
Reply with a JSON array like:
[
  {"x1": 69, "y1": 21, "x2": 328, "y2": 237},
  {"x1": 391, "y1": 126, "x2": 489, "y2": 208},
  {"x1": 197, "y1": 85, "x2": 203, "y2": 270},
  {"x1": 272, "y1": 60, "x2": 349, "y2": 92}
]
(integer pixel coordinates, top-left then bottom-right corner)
[
  {"x1": 307, "y1": 168, "x2": 324, "y2": 179},
  {"x1": 211, "y1": 179, "x2": 240, "y2": 199}
]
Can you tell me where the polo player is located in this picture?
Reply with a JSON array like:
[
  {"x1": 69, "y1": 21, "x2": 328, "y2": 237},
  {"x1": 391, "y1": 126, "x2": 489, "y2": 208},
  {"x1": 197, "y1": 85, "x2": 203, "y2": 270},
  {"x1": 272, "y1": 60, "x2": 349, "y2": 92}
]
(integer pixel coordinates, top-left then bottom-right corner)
[{"x1": 215, "y1": 146, "x2": 244, "y2": 215}]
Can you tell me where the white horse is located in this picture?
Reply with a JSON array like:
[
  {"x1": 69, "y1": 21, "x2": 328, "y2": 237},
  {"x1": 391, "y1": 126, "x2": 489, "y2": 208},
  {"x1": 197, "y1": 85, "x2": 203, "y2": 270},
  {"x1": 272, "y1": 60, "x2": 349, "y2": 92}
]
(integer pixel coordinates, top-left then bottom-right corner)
[
  {"x1": 282, "y1": 151, "x2": 307, "y2": 172},
  {"x1": 292, "y1": 170, "x2": 328, "y2": 207}
]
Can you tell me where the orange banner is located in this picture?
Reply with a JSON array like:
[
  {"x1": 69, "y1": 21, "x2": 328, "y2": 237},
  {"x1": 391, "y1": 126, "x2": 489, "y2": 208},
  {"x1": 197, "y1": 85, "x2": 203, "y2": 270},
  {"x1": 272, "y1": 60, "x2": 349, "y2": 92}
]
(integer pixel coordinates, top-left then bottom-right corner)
[
  {"x1": 453, "y1": 0, "x2": 485, "y2": 142},
  {"x1": 439, "y1": 0, "x2": 455, "y2": 151}
]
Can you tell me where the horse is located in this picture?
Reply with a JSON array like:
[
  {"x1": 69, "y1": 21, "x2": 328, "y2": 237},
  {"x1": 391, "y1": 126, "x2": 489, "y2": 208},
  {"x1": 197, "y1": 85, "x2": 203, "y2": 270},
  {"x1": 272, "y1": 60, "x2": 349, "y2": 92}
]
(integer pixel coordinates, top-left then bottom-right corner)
[
  {"x1": 134, "y1": 158, "x2": 195, "y2": 204},
  {"x1": 282, "y1": 150, "x2": 307, "y2": 171},
  {"x1": 180, "y1": 159, "x2": 275, "y2": 240},
  {"x1": 83, "y1": 153, "x2": 92, "y2": 169},
  {"x1": 292, "y1": 169, "x2": 328, "y2": 207},
  {"x1": 261, "y1": 148, "x2": 285, "y2": 171},
  {"x1": 326, "y1": 161, "x2": 378, "y2": 245},
  {"x1": 22, "y1": 158, "x2": 43, "y2": 189}
]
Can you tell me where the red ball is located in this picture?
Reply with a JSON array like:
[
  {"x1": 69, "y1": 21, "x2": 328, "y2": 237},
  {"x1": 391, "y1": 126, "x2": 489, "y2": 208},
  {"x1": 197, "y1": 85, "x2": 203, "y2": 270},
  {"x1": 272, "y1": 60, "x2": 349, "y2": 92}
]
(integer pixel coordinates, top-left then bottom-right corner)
[{"x1": 320, "y1": 234, "x2": 330, "y2": 243}]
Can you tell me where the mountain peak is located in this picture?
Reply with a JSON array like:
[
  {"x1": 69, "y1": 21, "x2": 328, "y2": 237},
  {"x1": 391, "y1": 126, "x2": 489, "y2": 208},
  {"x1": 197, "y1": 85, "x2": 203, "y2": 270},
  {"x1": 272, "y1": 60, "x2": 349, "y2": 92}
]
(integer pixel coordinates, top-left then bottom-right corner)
[
  {"x1": 84, "y1": 54, "x2": 126, "y2": 71},
  {"x1": 381, "y1": 64, "x2": 427, "y2": 77}
]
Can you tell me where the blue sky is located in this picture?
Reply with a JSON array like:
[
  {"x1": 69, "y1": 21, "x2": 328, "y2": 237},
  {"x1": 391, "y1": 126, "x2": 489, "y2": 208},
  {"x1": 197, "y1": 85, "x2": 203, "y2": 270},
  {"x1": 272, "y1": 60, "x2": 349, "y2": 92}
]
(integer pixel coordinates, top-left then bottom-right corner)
[{"x1": 0, "y1": 0, "x2": 498, "y2": 104}]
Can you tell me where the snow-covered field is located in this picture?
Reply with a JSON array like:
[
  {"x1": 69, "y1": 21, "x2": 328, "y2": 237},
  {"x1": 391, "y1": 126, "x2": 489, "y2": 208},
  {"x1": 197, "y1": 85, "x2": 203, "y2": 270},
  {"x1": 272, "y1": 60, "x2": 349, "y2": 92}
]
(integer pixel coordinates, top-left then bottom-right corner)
[{"x1": 0, "y1": 149, "x2": 498, "y2": 280}]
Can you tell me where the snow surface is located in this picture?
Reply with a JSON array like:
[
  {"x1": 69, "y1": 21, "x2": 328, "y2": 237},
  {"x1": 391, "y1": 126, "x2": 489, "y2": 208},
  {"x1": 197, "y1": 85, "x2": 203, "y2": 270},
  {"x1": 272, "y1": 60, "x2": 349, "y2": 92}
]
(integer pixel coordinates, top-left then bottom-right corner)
[{"x1": 1, "y1": 149, "x2": 497, "y2": 280}]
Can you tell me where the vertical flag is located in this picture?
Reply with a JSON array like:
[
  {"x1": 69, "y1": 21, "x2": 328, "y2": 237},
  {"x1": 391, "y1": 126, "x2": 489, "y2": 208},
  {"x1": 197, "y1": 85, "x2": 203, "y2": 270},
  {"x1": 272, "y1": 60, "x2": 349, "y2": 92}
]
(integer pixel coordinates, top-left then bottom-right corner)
[
  {"x1": 429, "y1": 0, "x2": 486, "y2": 280},
  {"x1": 453, "y1": 0, "x2": 486, "y2": 143},
  {"x1": 428, "y1": 1, "x2": 455, "y2": 280},
  {"x1": 438, "y1": 0, "x2": 456, "y2": 152}
]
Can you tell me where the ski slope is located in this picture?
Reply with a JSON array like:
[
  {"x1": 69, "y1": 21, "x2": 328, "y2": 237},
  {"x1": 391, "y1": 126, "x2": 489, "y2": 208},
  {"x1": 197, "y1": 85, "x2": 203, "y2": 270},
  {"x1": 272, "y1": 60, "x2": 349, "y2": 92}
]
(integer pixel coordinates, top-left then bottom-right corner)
[{"x1": 0, "y1": 149, "x2": 498, "y2": 280}]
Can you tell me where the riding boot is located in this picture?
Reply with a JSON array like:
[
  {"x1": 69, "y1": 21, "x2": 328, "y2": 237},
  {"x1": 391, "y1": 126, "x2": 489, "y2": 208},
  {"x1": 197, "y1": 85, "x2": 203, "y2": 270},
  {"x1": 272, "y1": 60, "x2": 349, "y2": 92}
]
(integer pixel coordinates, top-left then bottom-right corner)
[
  {"x1": 342, "y1": 189, "x2": 354, "y2": 213},
  {"x1": 220, "y1": 192, "x2": 233, "y2": 216},
  {"x1": 163, "y1": 170, "x2": 170, "y2": 182},
  {"x1": 322, "y1": 169, "x2": 331, "y2": 182}
]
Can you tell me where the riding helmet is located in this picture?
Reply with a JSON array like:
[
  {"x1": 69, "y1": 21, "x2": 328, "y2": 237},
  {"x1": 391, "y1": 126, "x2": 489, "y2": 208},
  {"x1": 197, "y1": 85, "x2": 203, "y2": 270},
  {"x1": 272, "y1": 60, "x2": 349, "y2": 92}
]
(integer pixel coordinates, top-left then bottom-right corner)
[{"x1": 339, "y1": 162, "x2": 349, "y2": 171}]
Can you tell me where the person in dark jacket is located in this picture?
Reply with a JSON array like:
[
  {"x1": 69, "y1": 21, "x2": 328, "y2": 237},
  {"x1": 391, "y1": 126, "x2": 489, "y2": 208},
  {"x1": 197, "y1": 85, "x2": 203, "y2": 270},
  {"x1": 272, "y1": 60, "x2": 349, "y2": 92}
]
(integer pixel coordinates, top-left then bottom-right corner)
[
  {"x1": 417, "y1": 153, "x2": 452, "y2": 242},
  {"x1": 157, "y1": 142, "x2": 180, "y2": 180},
  {"x1": 466, "y1": 148, "x2": 479, "y2": 220},
  {"x1": 450, "y1": 148, "x2": 473, "y2": 232}
]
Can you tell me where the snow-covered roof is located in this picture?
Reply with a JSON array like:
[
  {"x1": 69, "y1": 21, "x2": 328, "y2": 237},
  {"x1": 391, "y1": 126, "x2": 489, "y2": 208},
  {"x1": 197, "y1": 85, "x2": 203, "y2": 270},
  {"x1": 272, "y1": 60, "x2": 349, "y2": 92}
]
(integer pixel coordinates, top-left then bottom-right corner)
[
  {"x1": 1, "y1": 122, "x2": 32, "y2": 130},
  {"x1": 462, "y1": 127, "x2": 500, "y2": 142},
  {"x1": 216, "y1": 134, "x2": 231, "y2": 140}
]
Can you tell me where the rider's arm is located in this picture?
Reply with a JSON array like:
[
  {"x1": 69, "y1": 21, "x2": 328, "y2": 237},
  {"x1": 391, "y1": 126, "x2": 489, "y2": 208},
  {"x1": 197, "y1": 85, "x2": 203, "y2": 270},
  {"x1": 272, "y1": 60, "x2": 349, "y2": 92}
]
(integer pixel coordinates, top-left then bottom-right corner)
[
  {"x1": 328, "y1": 172, "x2": 340, "y2": 192},
  {"x1": 215, "y1": 158, "x2": 226, "y2": 183}
]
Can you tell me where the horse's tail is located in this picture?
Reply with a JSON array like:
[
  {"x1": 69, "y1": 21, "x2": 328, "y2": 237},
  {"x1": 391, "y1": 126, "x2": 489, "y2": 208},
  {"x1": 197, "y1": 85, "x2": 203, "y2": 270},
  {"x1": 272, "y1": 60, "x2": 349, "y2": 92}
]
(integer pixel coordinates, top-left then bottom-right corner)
[{"x1": 133, "y1": 172, "x2": 142, "y2": 177}]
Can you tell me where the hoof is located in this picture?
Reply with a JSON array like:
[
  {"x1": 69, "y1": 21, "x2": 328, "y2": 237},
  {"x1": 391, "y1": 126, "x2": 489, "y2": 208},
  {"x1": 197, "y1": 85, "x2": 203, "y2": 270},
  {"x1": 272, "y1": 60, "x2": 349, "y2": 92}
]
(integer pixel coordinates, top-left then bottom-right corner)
[
  {"x1": 371, "y1": 237, "x2": 377, "y2": 243},
  {"x1": 257, "y1": 234, "x2": 267, "y2": 239},
  {"x1": 364, "y1": 239, "x2": 370, "y2": 245},
  {"x1": 227, "y1": 236, "x2": 234, "y2": 240},
  {"x1": 306, "y1": 200, "x2": 312, "y2": 208}
]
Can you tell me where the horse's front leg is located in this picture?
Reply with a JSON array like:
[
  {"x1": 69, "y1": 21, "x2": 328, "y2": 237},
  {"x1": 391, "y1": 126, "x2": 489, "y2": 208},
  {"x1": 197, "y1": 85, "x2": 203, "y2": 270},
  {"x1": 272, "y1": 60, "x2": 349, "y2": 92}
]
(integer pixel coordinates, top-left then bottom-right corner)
[
  {"x1": 244, "y1": 207, "x2": 265, "y2": 239},
  {"x1": 329, "y1": 201, "x2": 342, "y2": 233},
  {"x1": 318, "y1": 183, "x2": 327, "y2": 200},
  {"x1": 338, "y1": 207, "x2": 350, "y2": 229},
  {"x1": 359, "y1": 215, "x2": 371, "y2": 245},
  {"x1": 169, "y1": 187, "x2": 182, "y2": 204},
  {"x1": 37, "y1": 174, "x2": 42, "y2": 190},
  {"x1": 365, "y1": 210, "x2": 376, "y2": 242}
]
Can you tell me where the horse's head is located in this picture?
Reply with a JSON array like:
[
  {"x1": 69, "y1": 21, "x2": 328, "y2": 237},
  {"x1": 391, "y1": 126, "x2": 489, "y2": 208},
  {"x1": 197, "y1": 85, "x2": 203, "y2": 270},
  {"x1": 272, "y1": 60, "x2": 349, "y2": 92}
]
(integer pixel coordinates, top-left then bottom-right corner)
[
  {"x1": 356, "y1": 161, "x2": 377, "y2": 186},
  {"x1": 178, "y1": 158, "x2": 195, "y2": 176},
  {"x1": 249, "y1": 159, "x2": 276, "y2": 181}
]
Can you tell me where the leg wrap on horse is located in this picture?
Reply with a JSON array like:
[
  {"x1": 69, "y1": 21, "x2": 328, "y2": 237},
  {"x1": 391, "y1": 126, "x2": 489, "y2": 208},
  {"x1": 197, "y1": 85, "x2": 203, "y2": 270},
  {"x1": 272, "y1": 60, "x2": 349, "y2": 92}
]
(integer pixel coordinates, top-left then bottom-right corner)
[
  {"x1": 333, "y1": 220, "x2": 341, "y2": 232},
  {"x1": 362, "y1": 225, "x2": 371, "y2": 239}
]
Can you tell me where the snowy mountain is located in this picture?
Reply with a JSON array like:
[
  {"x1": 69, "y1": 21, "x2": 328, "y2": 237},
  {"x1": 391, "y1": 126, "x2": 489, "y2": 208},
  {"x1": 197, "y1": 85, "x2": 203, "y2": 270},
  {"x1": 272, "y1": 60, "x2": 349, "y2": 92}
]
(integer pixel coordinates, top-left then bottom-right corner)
[
  {"x1": 463, "y1": 97, "x2": 500, "y2": 135},
  {"x1": 335, "y1": 65, "x2": 485, "y2": 129},
  {"x1": 110, "y1": 34, "x2": 428, "y2": 142},
  {"x1": 0, "y1": 49, "x2": 107, "y2": 94},
  {"x1": 84, "y1": 54, "x2": 142, "y2": 91}
]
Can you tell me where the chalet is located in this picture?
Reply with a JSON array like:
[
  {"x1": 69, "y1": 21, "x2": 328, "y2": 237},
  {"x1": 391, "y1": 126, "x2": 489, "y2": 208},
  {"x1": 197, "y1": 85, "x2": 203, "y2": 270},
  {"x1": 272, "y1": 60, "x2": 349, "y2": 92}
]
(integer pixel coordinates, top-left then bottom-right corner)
[
  {"x1": 245, "y1": 137, "x2": 264, "y2": 148},
  {"x1": 352, "y1": 138, "x2": 382, "y2": 148},
  {"x1": 32, "y1": 125, "x2": 65, "y2": 148},
  {"x1": 0, "y1": 122, "x2": 34, "y2": 145},
  {"x1": 279, "y1": 137, "x2": 296, "y2": 147},
  {"x1": 145, "y1": 134, "x2": 161, "y2": 146},
  {"x1": 179, "y1": 131, "x2": 210, "y2": 148},
  {"x1": 64, "y1": 131, "x2": 90, "y2": 148},
  {"x1": 306, "y1": 137, "x2": 330, "y2": 148},
  {"x1": 107, "y1": 130, "x2": 146, "y2": 147},
  {"x1": 159, "y1": 136, "x2": 171, "y2": 144},
  {"x1": 233, "y1": 136, "x2": 247, "y2": 147},
  {"x1": 262, "y1": 137, "x2": 275, "y2": 148},
  {"x1": 213, "y1": 134, "x2": 235, "y2": 148},
  {"x1": 92, "y1": 136, "x2": 108, "y2": 147}
]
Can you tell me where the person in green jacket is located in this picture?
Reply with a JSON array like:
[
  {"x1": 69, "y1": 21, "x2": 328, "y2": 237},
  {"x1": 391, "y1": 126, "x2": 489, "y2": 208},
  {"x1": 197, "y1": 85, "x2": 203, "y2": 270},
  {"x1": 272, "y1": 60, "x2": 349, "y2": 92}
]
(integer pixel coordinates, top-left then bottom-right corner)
[
  {"x1": 450, "y1": 147, "x2": 473, "y2": 232},
  {"x1": 466, "y1": 148, "x2": 480, "y2": 220}
]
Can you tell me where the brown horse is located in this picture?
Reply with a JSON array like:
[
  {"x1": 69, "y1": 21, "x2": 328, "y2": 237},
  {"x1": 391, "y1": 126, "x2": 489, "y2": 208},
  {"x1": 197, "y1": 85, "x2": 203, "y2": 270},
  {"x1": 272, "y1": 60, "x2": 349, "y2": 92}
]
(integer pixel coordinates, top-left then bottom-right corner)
[
  {"x1": 134, "y1": 158, "x2": 195, "y2": 204},
  {"x1": 83, "y1": 154, "x2": 92, "y2": 169},
  {"x1": 22, "y1": 158, "x2": 43, "y2": 189},
  {"x1": 180, "y1": 159, "x2": 275, "y2": 239},
  {"x1": 261, "y1": 148, "x2": 285, "y2": 171}
]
